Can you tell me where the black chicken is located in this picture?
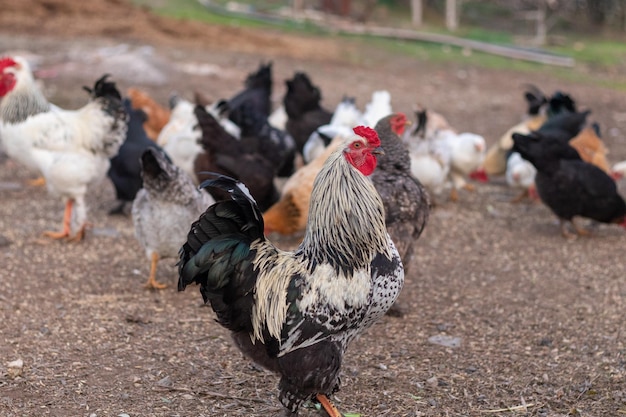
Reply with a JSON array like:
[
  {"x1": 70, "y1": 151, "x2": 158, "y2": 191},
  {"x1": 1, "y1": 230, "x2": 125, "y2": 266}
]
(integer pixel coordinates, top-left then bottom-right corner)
[
  {"x1": 178, "y1": 127, "x2": 404, "y2": 416},
  {"x1": 107, "y1": 98, "x2": 165, "y2": 215},
  {"x1": 512, "y1": 131, "x2": 626, "y2": 238},
  {"x1": 217, "y1": 61, "x2": 273, "y2": 123},
  {"x1": 283, "y1": 72, "x2": 333, "y2": 154},
  {"x1": 371, "y1": 113, "x2": 430, "y2": 316},
  {"x1": 193, "y1": 105, "x2": 280, "y2": 211},
  {"x1": 229, "y1": 101, "x2": 297, "y2": 178}
]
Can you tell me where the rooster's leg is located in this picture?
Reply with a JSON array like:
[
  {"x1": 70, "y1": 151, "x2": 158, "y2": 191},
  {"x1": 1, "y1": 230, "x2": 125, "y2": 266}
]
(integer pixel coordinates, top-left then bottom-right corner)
[
  {"x1": 43, "y1": 199, "x2": 73, "y2": 239},
  {"x1": 144, "y1": 252, "x2": 167, "y2": 290},
  {"x1": 315, "y1": 394, "x2": 342, "y2": 417},
  {"x1": 462, "y1": 183, "x2": 476, "y2": 192}
]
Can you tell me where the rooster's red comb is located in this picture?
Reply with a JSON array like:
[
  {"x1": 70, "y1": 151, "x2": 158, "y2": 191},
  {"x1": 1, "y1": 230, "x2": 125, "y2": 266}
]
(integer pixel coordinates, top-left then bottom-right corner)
[
  {"x1": 353, "y1": 125, "x2": 381, "y2": 147},
  {"x1": 0, "y1": 57, "x2": 18, "y2": 71}
]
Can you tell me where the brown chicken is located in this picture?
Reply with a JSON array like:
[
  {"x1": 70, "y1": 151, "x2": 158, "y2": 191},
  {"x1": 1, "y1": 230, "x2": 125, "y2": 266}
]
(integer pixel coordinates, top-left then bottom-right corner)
[
  {"x1": 127, "y1": 87, "x2": 170, "y2": 141},
  {"x1": 569, "y1": 124, "x2": 611, "y2": 174},
  {"x1": 263, "y1": 134, "x2": 345, "y2": 235}
]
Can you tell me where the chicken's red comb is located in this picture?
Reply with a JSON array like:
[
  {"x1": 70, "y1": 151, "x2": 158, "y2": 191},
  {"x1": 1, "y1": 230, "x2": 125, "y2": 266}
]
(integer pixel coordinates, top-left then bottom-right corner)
[
  {"x1": 353, "y1": 125, "x2": 381, "y2": 147},
  {"x1": 0, "y1": 57, "x2": 18, "y2": 71}
]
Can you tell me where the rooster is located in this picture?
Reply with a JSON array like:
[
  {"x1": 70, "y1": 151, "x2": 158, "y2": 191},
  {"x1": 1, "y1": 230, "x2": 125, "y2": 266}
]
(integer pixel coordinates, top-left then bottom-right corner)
[
  {"x1": 0, "y1": 56, "x2": 127, "y2": 241},
  {"x1": 178, "y1": 126, "x2": 404, "y2": 417}
]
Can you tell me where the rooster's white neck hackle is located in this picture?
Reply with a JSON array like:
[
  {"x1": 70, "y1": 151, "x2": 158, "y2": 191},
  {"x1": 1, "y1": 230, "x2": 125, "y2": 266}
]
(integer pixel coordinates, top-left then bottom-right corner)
[
  {"x1": 0, "y1": 57, "x2": 50, "y2": 124},
  {"x1": 250, "y1": 136, "x2": 391, "y2": 344}
]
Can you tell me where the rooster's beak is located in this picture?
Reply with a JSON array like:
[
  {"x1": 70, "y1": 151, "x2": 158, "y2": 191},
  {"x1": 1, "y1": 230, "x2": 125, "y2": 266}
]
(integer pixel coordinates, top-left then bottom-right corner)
[{"x1": 372, "y1": 146, "x2": 385, "y2": 155}]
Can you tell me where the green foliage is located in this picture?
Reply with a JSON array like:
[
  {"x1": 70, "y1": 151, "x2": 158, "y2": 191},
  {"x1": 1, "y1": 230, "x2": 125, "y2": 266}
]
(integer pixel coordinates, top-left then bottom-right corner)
[{"x1": 131, "y1": 0, "x2": 626, "y2": 88}]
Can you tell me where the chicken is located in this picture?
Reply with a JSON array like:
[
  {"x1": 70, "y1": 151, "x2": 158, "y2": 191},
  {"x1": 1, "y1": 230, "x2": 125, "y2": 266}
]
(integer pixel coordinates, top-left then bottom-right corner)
[
  {"x1": 0, "y1": 57, "x2": 127, "y2": 241},
  {"x1": 505, "y1": 151, "x2": 538, "y2": 203},
  {"x1": 228, "y1": 101, "x2": 297, "y2": 178},
  {"x1": 359, "y1": 90, "x2": 392, "y2": 127},
  {"x1": 612, "y1": 160, "x2": 626, "y2": 179},
  {"x1": 302, "y1": 96, "x2": 361, "y2": 163},
  {"x1": 193, "y1": 105, "x2": 280, "y2": 211},
  {"x1": 445, "y1": 131, "x2": 487, "y2": 201},
  {"x1": 512, "y1": 130, "x2": 626, "y2": 238},
  {"x1": 405, "y1": 134, "x2": 452, "y2": 199},
  {"x1": 403, "y1": 108, "x2": 485, "y2": 202},
  {"x1": 127, "y1": 87, "x2": 170, "y2": 141},
  {"x1": 0, "y1": 56, "x2": 53, "y2": 184},
  {"x1": 218, "y1": 61, "x2": 273, "y2": 123},
  {"x1": 370, "y1": 113, "x2": 430, "y2": 316},
  {"x1": 568, "y1": 123, "x2": 611, "y2": 175},
  {"x1": 263, "y1": 133, "x2": 346, "y2": 235},
  {"x1": 107, "y1": 98, "x2": 164, "y2": 214},
  {"x1": 284, "y1": 72, "x2": 333, "y2": 154},
  {"x1": 482, "y1": 87, "x2": 578, "y2": 176},
  {"x1": 132, "y1": 148, "x2": 214, "y2": 289},
  {"x1": 156, "y1": 96, "x2": 203, "y2": 183},
  {"x1": 178, "y1": 126, "x2": 404, "y2": 417}
]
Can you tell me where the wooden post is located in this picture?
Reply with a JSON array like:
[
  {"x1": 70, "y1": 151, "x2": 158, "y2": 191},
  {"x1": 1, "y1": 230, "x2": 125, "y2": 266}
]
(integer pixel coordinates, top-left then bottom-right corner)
[
  {"x1": 536, "y1": 0, "x2": 547, "y2": 46},
  {"x1": 411, "y1": 0, "x2": 423, "y2": 27},
  {"x1": 293, "y1": 0, "x2": 303, "y2": 14},
  {"x1": 446, "y1": 0, "x2": 458, "y2": 31}
]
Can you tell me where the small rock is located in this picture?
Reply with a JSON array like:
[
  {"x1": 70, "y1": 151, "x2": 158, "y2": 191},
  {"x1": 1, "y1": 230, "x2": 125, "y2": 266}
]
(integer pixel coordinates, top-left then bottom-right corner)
[
  {"x1": 428, "y1": 335, "x2": 462, "y2": 348},
  {"x1": 6, "y1": 358, "x2": 23, "y2": 378},
  {"x1": 426, "y1": 376, "x2": 438, "y2": 388},
  {"x1": 156, "y1": 376, "x2": 172, "y2": 388}
]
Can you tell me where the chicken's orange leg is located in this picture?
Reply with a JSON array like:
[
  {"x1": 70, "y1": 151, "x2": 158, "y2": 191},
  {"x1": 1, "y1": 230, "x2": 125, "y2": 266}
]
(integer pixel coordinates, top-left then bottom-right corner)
[
  {"x1": 43, "y1": 200, "x2": 73, "y2": 239},
  {"x1": 27, "y1": 176, "x2": 46, "y2": 187},
  {"x1": 316, "y1": 394, "x2": 342, "y2": 417},
  {"x1": 144, "y1": 252, "x2": 167, "y2": 290},
  {"x1": 67, "y1": 222, "x2": 90, "y2": 243}
]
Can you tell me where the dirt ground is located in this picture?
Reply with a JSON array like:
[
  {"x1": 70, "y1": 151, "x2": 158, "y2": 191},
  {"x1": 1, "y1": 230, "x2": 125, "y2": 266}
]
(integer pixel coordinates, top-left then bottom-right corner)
[{"x1": 1, "y1": 1, "x2": 625, "y2": 416}]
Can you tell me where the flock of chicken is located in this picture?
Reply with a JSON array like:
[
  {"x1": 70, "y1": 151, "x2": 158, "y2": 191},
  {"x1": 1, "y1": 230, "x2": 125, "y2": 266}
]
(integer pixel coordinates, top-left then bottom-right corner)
[{"x1": 1, "y1": 55, "x2": 626, "y2": 416}]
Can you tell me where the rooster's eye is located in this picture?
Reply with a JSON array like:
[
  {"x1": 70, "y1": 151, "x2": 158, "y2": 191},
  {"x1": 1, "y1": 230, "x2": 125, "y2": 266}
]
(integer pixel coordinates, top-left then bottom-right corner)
[{"x1": 353, "y1": 142, "x2": 362, "y2": 149}]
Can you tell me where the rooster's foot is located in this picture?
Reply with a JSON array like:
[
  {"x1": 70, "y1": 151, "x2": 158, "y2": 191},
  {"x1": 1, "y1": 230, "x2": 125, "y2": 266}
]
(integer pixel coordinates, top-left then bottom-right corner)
[{"x1": 315, "y1": 394, "x2": 342, "y2": 417}]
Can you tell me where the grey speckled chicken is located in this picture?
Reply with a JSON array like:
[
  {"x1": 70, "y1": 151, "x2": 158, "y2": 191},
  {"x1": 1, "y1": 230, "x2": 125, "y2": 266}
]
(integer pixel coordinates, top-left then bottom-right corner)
[
  {"x1": 132, "y1": 148, "x2": 215, "y2": 289},
  {"x1": 371, "y1": 113, "x2": 430, "y2": 316}
]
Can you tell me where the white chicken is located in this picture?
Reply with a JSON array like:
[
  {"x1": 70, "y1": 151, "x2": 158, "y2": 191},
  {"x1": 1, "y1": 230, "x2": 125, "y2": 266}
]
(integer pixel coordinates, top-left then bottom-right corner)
[
  {"x1": 404, "y1": 108, "x2": 486, "y2": 202},
  {"x1": 444, "y1": 131, "x2": 487, "y2": 201},
  {"x1": 0, "y1": 56, "x2": 127, "y2": 241},
  {"x1": 405, "y1": 134, "x2": 452, "y2": 198},
  {"x1": 505, "y1": 151, "x2": 538, "y2": 202},
  {"x1": 302, "y1": 96, "x2": 361, "y2": 163},
  {"x1": 359, "y1": 90, "x2": 392, "y2": 127},
  {"x1": 156, "y1": 96, "x2": 203, "y2": 183}
]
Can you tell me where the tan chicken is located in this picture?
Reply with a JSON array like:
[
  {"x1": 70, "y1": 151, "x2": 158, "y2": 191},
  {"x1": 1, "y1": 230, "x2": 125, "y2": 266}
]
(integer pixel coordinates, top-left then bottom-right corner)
[
  {"x1": 569, "y1": 124, "x2": 611, "y2": 174},
  {"x1": 127, "y1": 87, "x2": 170, "y2": 141},
  {"x1": 482, "y1": 87, "x2": 576, "y2": 176},
  {"x1": 482, "y1": 115, "x2": 545, "y2": 176},
  {"x1": 263, "y1": 134, "x2": 345, "y2": 235}
]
